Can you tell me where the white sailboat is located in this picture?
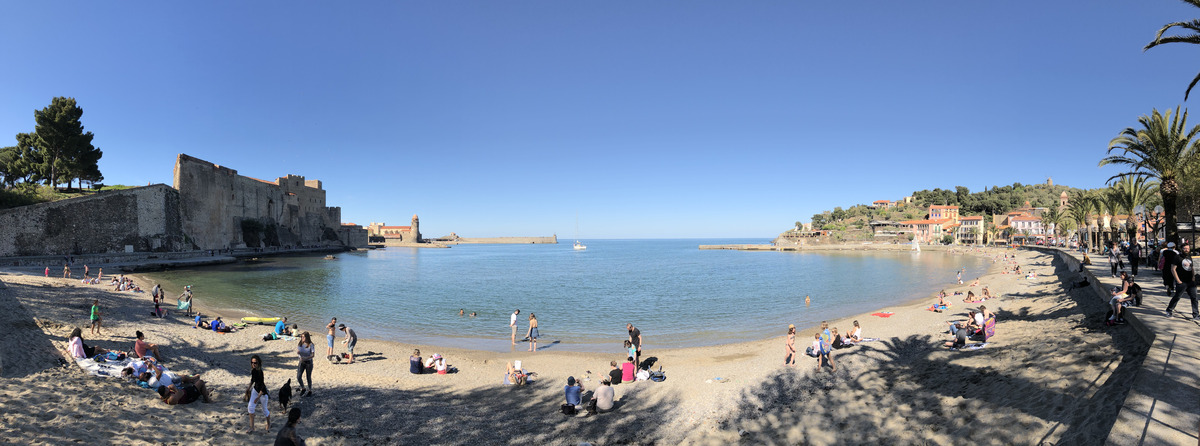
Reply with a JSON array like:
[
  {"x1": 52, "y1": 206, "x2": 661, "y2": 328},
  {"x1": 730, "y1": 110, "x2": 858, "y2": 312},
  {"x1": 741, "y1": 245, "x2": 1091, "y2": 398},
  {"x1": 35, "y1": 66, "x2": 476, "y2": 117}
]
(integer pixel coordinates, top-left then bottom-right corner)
[{"x1": 573, "y1": 213, "x2": 587, "y2": 250}]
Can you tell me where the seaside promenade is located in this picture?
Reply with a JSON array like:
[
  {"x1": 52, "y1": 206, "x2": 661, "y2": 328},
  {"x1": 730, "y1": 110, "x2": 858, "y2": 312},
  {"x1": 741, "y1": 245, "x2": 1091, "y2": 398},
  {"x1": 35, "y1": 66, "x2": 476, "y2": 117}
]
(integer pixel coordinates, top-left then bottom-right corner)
[{"x1": 1052, "y1": 248, "x2": 1199, "y2": 445}]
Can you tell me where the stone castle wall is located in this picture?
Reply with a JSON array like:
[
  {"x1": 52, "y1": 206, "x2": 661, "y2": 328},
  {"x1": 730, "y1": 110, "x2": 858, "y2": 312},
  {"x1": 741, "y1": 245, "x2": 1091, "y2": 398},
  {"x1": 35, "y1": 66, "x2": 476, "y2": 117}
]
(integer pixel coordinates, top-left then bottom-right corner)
[
  {"x1": 0, "y1": 185, "x2": 184, "y2": 256},
  {"x1": 173, "y1": 154, "x2": 342, "y2": 250}
]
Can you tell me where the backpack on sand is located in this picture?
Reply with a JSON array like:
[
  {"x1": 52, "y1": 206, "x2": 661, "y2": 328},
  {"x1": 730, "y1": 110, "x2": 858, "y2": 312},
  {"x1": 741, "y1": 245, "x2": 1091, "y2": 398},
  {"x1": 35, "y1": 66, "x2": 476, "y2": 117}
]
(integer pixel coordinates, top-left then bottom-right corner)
[{"x1": 648, "y1": 366, "x2": 666, "y2": 382}]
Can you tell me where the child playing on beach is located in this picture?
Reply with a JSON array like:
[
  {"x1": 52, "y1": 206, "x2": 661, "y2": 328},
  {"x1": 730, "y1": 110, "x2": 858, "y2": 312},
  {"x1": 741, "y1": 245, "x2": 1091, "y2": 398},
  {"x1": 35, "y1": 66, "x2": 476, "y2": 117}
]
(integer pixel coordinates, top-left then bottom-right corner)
[
  {"x1": 785, "y1": 325, "x2": 797, "y2": 366},
  {"x1": 89, "y1": 299, "x2": 102, "y2": 335},
  {"x1": 624, "y1": 340, "x2": 638, "y2": 367}
]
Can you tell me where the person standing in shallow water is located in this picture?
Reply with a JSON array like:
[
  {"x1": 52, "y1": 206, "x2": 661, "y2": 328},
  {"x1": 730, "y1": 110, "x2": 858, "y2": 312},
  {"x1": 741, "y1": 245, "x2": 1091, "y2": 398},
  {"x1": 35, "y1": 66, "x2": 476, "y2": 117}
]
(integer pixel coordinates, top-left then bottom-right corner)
[
  {"x1": 527, "y1": 313, "x2": 539, "y2": 352},
  {"x1": 510, "y1": 309, "x2": 521, "y2": 345}
]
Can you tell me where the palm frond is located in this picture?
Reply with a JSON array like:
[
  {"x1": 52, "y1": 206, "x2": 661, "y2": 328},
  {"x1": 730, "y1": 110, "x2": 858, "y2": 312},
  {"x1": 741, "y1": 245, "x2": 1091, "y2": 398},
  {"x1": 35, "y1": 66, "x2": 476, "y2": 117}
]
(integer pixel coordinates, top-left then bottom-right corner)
[
  {"x1": 1145, "y1": 20, "x2": 1200, "y2": 50},
  {"x1": 1187, "y1": 70, "x2": 1200, "y2": 100}
]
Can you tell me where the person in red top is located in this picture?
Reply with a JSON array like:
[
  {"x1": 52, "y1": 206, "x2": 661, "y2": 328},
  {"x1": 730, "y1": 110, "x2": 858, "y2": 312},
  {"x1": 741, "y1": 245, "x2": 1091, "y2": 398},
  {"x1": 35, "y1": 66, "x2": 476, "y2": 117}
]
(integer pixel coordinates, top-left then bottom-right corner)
[
  {"x1": 134, "y1": 331, "x2": 162, "y2": 361},
  {"x1": 621, "y1": 356, "x2": 636, "y2": 382}
]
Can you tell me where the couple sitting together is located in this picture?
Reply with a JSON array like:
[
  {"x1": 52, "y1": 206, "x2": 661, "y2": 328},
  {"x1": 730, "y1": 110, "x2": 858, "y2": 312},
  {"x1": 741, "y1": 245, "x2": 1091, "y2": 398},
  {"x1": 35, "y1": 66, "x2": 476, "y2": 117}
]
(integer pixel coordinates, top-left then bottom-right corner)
[{"x1": 563, "y1": 375, "x2": 614, "y2": 415}]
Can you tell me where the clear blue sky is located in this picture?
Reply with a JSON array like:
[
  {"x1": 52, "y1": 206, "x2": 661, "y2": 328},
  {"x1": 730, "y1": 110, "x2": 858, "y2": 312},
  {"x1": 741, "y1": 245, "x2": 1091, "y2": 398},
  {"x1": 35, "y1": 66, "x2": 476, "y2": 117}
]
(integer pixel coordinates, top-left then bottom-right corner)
[{"x1": 2, "y1": 1, "x2": 1197, "y2": 238}]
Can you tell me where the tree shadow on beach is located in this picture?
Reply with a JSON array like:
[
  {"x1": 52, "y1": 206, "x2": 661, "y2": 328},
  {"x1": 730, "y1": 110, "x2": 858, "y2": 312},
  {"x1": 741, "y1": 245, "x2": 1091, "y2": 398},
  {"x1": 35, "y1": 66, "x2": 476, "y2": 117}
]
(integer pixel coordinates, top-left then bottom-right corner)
[{"x1": 717, "y1": 252, "x2": 1149, "y2": 445}]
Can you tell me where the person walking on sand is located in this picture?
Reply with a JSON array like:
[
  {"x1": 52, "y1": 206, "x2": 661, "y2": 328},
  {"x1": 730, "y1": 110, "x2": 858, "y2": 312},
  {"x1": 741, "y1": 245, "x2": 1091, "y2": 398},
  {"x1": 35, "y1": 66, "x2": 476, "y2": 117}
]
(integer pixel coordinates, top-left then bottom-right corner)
[
  {"x1": 325, "y1": 317, "x2": 337, "y2": 358},
  {"x1": 84, "y1": 264, "x2": 89, "y2": 279},
  {"x1": 44, "y1": 266, "x2": 49, "y2": 277},
  {"x1": 89, "y1": 299, "x2": 102, "y2": 335},
  {"x1": 527, "y1": 313, "x2": 539, "y2": 352},
  {"x1": 339, "y1": 324, "x2": 357, "y2": 364},
  {"x1": 510, "y1": 309, "x2": 521, "y2": 345},
  {"x1": 819, "y1": 321, "x2": 836, "y2": 372},
  {"x1": 63, "y1": 263, "x2": 71, "y2": 279},
  {"x1": 785, "y1": 324, "x2": 797, "y2": 366},
  {"x1": 296, "y1": 332, "x2": 315, "y2": 397},
  {"x1": 247, "y1": 355, "x2": 271, "y2": 434}
]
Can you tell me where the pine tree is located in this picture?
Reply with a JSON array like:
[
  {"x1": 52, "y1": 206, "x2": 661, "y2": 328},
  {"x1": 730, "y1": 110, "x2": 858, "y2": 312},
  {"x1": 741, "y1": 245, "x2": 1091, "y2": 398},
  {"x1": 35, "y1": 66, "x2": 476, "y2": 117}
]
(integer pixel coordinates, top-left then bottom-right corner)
[{"x1": 33, "y1": 97, "x2": 100, "y2": 189}]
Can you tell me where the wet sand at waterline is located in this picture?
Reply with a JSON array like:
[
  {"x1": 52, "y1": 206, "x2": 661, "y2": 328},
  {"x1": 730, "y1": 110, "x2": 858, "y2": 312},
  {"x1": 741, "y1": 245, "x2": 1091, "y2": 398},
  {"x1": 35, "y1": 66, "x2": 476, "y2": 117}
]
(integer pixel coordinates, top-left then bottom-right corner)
[{"x1": 0, "y1": 247, "x2": 1145, "y2": 444}]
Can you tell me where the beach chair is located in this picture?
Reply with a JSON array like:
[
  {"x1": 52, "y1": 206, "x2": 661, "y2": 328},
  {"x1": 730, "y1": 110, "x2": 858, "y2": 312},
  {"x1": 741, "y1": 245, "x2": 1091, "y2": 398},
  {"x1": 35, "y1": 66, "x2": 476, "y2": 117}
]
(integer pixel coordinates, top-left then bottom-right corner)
[{"x1": 981, "y1": 315, "x2": 996, "y2": 341}]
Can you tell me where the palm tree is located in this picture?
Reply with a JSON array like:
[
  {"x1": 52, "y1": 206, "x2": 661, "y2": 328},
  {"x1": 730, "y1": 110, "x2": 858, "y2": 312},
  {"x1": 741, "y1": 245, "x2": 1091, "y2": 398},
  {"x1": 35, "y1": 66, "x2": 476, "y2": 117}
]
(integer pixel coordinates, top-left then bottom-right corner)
[
  {"x1": 1096, "y1": 190, "x2": 1123, "y2": 246},
  {"x1": 1068, "y1": 191, "x2": 1097, "y2": 250},
  {"x1": 1109, "y1": 175, "x2": 1159, "y2": 244},
  {"x1": 1102, "y1": 106, "x2": 1200, "y2": 244},
  {"x1": 1146, "y1": 2, "x2": 1200, "y2": 100},
  {"x1": 1040, "y1": 207, "x2": 1064, "y2": 241}
]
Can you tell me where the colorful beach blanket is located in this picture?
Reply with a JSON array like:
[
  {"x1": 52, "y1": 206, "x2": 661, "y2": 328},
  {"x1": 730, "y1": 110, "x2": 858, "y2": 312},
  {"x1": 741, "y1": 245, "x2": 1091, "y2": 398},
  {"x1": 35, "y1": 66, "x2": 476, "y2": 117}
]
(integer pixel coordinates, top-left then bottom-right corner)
[
  {"x1": 871, "y1": 312, "x2": 895, "y2": 318},
  {"x1": 75, "y1": 356, "x2": 134, "y2": 378}
]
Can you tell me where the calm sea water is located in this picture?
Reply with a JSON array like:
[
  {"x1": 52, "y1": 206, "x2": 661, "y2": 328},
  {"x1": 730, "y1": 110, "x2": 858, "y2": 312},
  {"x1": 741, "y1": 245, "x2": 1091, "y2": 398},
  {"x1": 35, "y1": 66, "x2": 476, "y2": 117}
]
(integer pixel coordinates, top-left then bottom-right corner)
[{"x1": 142, "y1": 239, "x2": 990, "y2": 351}]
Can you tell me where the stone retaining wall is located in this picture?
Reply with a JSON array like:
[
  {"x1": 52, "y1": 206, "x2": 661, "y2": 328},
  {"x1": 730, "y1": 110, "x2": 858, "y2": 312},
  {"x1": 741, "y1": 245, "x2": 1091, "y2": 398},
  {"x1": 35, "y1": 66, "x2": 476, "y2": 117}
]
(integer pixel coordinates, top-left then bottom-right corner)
[{"x1": 0, "y1": 185, "x2": 185, "y2": 257}]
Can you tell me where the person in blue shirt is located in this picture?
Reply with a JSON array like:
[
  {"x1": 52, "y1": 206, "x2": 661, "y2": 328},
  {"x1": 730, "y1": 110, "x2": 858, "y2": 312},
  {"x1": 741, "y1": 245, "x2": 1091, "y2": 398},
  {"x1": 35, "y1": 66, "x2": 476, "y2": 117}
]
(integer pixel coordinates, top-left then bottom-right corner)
[
  {"x1": 564, "y1": 376, "x2": 582, "y2": 407},
  {"x1": 276, "y1": 317, "x2": 294, "y2": 336}
]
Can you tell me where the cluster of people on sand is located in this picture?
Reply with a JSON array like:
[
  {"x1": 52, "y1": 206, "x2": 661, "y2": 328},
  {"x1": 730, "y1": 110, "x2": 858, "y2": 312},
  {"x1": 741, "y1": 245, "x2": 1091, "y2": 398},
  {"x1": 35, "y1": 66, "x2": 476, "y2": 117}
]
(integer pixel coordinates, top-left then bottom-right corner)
[
  {"x1": 944, "y1": 305, "x2": 995, "y2": 349},
  {"x1": 194, "y1": 315, "x2": 236, "y2": 332},
  {"x1": 323, "y1": 317, "x2": 358, "y2": 363},
  {"x1": 111, "y1": 275, "x2": 144, "y2": 292},
  {"x1": 409, "y1": 349, "x2": 452, "y2": 375},
  {"x1": 785, "y1": 320, "x2": 862, "y2": 371},
  {"x1": 554, "y1": 324, "x2": 649, "y2": 415}
]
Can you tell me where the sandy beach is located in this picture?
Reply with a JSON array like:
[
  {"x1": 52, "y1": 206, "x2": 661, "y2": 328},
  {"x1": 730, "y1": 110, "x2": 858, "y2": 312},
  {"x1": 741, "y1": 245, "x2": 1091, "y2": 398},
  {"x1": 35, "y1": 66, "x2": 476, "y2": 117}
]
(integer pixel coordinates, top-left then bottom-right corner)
[{"x1": 0, "y1": 247, "x2": 1146, "y2": 445}]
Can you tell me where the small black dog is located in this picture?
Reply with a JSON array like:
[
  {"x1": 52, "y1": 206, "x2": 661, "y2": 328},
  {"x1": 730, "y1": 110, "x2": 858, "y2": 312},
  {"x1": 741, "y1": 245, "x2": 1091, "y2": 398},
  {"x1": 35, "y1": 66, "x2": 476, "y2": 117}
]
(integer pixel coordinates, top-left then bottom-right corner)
[{"x1": 278, "y1": 378, "x2": 292, "y2": 410}]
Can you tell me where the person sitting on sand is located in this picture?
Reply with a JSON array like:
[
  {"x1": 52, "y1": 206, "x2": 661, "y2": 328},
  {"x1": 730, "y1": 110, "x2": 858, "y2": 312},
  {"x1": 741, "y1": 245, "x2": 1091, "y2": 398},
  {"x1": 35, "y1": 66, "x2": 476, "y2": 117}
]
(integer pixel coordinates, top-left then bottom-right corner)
[
  {"x1": 66, "y1": 327, "x2": 110, "y2": 359},
  {"x1": 831, "y1": 327, "x2": 849, "y2": 349},
  {"x1": 424, "y1": 353, "x2": 448, "y2": 375},
  {"x1": 409, "y1": 349, "x2": 424, "y2": 374},
  {"x1": 969, "y1": 278, "x2": 980, "y2": 287},
  {"x1": 948, "y1": 310, "x2": 978, "y2": 336},
  {"x1": 963, "y1": 290, "x2": 978, "y2": 303},
  {"x1": 981, "y1": 286, "x2": 995, "y2": 299},
  {"x1": 564, "y1": 376, "x2": 583, "y2": 407},
  {"x1": 608, "y1": 360, "x2": 623, "y2": 385},
  {"x1": 846, "y1": 320, "x2": 863, "y2": 344},
  {"x1": 621, "y1": 357, "x2": 636, "y2": 382},
  {"x1": 806, "y1": 333, "x2": 822, "y2": 357},
  {"x1": 591, "y1": 377, "x2": 615, "y2": 412},
  {"x1": 944, "y1": 322, "x2": 969, "y2": 349},
  {"x1": 133, "y1": 331, "x2": 162, "y2": 361},
  {"x1": 274, "y1": 407, "x2": 305, "y2": 446},
  {"x1": 211, "y1": 317, "x2": 234, "y2": 333}
]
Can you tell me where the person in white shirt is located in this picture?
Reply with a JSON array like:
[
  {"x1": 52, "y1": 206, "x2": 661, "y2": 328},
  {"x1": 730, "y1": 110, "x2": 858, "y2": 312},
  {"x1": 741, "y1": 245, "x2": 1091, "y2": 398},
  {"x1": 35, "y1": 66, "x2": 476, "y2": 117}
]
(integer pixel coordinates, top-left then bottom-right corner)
[{"x1": 510, "y1": 309, "x2": 521, "y2": 345}]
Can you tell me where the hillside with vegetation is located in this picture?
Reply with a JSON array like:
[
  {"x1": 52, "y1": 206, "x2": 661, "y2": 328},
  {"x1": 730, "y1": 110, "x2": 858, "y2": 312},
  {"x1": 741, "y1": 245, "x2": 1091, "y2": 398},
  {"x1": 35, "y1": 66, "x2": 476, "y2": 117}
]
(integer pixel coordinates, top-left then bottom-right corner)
[{"x1": 798, "y1": 182, "x2": 1085, "y2": 243}]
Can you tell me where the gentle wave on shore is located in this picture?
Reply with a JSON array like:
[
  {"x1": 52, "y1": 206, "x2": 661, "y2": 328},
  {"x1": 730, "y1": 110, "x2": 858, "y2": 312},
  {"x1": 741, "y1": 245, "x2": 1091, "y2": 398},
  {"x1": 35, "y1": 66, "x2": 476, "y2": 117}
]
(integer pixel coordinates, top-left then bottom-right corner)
[{"x1": 141, "y1": 239, "x2": 990, "y2": 351}]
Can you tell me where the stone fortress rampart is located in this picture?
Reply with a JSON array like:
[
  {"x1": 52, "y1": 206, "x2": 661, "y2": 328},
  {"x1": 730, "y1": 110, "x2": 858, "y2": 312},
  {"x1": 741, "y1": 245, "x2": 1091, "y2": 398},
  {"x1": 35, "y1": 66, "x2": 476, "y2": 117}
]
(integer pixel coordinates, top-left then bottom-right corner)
[
  {"x1": 173, "y1": 154, "x2": 341, "y2": 250},
  {"x1": 0, "y1": 154, "x2": 347, "y2": 257},
  {"x1": 0, "y1": 184, "x2": 185, "y2": 256}
]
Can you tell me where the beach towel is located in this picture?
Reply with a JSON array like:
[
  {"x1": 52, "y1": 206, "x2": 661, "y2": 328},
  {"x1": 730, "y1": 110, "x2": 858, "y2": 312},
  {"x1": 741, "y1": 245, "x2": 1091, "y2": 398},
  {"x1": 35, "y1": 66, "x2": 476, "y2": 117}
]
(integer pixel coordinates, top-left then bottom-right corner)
[
  {"x1": 950, "y1": 343, "x2": 988, "y2": 351},
  {"x1": 176, "y1": 299, "x2": 191, "y2": 311},
  {"x1": 859, "y1": 338, "x2": 879, "y2": 342},
  {"x1": 75, "y1": 356, "x2": 134, "y2": 378},
  {"x1": 871, "y1": 312, "x2": 895, "y2": 318},
  {"x1": 982, "y1": 315, "x2": 996, "y2": 340}
]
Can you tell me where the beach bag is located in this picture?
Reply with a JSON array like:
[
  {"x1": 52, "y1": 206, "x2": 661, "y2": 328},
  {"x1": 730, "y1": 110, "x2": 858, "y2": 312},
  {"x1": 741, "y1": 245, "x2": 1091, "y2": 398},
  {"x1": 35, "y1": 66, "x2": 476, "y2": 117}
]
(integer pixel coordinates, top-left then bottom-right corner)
[
  {"x1": 648, "y1": 366, "x2": 666, "y2": 382},
  {"x1": 586, "y1": 399, "x2": 598, "y2": 415},
  {"x1": 560, "y1": 404, "x2": 577, "y2": 415}
]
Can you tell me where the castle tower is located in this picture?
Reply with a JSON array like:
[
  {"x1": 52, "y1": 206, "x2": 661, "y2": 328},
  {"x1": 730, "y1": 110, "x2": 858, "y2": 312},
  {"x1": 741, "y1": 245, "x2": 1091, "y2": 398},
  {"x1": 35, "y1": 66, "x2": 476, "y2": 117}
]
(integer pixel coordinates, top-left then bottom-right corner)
[
  {"x1": 1060, "y1": 191, "x2": 1069, "y2": 209},
  {"x1": 1047, "y1": 177, "x2": 1053, "y2": 186},
  {"x1": 411, "y1": 214, "x2": 421, "y2": 243}
]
